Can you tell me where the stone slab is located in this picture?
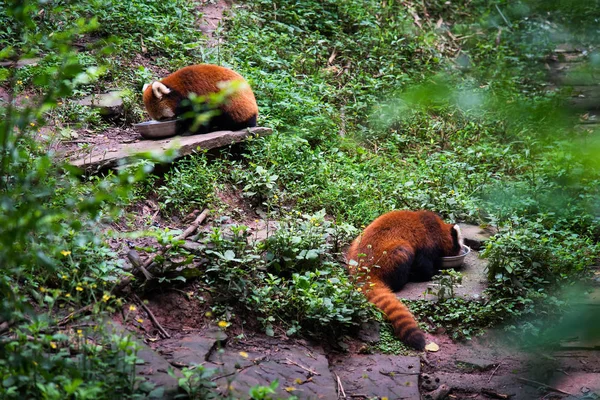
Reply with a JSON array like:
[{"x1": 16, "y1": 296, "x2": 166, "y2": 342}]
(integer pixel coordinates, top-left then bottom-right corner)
[
  {"x1": 400, "y1": 248, "x2": 489, "y2": 301},
  {"x1": 70, "y1": 126, "x2": 272, "y2": 172},
  {"x1": 160, "y1": 327, "x2": 228, "y2": 366},
  {"x1": 106, "y1": 321, "x2": 179, "y2": 398},
  {"x1": 430, "y1": 372, "x2": 540, "y2": 399},
  {"x1": 208, "y1": 343, "x2": 337, "y2": 399},
  {"x1": 331, "y1": 354, "x2": 420, "y2": 399},
  {"x1": 568, "y1": 86, "x2": 600, "y2": 110},
  {"x1": 550, "y1": 372, "x2": 600, "y2": 396}
]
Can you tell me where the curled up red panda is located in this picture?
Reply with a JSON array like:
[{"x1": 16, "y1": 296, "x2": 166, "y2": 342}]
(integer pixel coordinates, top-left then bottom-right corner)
[
  {"x1": 346, "y1": 210, "x2": 463, "y2": 350},
  {"x1": 142, "y1": 64, "x2": 258, "y2": 134}
]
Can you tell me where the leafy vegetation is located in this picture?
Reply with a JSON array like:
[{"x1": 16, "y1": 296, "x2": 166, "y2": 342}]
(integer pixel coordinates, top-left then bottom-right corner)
[{"x1": 1, "y1": 0, "x2": 599, "y2": 397}]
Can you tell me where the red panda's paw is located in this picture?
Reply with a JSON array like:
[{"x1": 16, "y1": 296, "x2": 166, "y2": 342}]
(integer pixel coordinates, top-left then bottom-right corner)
[{"x1": 402, "y1": 328, "x2": 426, "y2": 351}]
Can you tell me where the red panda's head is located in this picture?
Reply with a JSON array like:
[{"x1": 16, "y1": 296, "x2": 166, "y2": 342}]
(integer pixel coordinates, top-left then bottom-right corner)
[
  {"x1": 142, "y1": 81, "x2": 177, "y2": 121},
  {"x1": 448, "y1": 223, "x2": 464, "y2": 256}
]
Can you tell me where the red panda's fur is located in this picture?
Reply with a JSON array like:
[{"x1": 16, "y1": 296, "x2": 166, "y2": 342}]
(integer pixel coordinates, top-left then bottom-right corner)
[
  {"x1": 346, "y1": 210, "x2": 463, "y2": 350},
  {"x1": 142, "y1": 64, "x2": 258, "y2": 133}
]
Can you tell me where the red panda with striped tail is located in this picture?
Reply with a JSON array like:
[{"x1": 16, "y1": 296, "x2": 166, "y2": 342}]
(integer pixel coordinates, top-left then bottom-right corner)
[
  {"x1": 346, "y1": 210, "x2": 463, "y2": 350},
  {"x1": 142, "y1": 64, "x2": 258, "y2": 133}
]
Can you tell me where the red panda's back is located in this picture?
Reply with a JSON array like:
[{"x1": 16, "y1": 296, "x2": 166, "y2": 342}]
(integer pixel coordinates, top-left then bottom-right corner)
[{"x1": 143, "y1": 64, "x2": 258, "y2": 125}]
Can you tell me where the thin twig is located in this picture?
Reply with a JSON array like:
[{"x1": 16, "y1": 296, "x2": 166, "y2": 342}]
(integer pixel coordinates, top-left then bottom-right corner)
[
  {"x1": 113, "y1": 209, "x2": 209, "y2": 294},
  {"x1": 57, "y1": 304, "x2": 93, "y2": 326},
  {"x1": 132, "y1": 294, "x2": 171, "y2": 339},
  {"x1": 516, "y1": 377, "x2": 574, "y2": 396},
  {"x1": 284, "y1": 357, "x2": 320, "y2": 376},
  {"x1": 481, "y1": 389, "x2": 510, "y2": 399},
  {"x1": 335, "y1": 373, "x2": 346, "y2": 399},
  {"x1": 139, "y1": 208, "x2": 209, "y2": 270},
  {"x1": 487, "y1": 359, "x2": 503, "y2": 382},
  {"x1": 211, "y1": 356, "x2": 265, "y2": 381},
  {"x1": 495, "y1": 4, "x2": 512, "y2": 30}
]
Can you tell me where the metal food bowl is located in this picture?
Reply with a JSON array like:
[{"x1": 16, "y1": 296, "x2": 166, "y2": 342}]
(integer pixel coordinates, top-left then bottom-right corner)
[
  {"x1": 133, "y1": 119, "x2": 180, "y2": 139},
  {"x1": 441, "y1": 245, "x2": 471, "y2": 268}
]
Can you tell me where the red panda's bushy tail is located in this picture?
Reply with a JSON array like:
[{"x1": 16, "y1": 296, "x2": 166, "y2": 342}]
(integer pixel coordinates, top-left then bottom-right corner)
[{"x1": 365, "y1": 277, "x2": 426, "y2": 350}]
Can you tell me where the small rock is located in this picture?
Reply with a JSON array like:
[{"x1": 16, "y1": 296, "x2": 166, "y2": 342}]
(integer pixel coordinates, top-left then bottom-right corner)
[
  {"x1": 77, "y1": 91, "x2": 124, "y2": 117},
  {"x1": 357, "y1": 320, "x2": 380, "y2": 344},
  {"x1": 456, "y1": 357, "x2": 497, "y2": 371},
  {"x1": 0, "y1": 58, "x2": 41, "y2": 68}
]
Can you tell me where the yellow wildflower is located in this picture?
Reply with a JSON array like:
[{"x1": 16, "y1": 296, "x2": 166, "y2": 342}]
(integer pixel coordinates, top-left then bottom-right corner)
[
  {"x1": 17, "y1": 80, "x2": 22, "y2": 85},
  {"x1": 129, "y1": 305, "x2": 137, "y2": 311},
  {"x1": 65, "y1": 293, "x2": 71, "y2": 298},
  {"x1": 61, "y1": 250, "x2": 71, "y2": 256},
  {"x1": 50, "y1": 342, "x2": 57, "y2": 349},
  {"x1": 75, "y1": 286, "x2": 83, "y2": 292},
  {"x1": 136, "y1": 318, "x2": 144, "y2": 323},
  {"x1": 76, "y1": 329, "x2": 83, "y2": 337},
  {"x1": 40, "y1": 287, "x2": 46, "y2": 293},
  {"x1": 102, "y1": 294, "x2": 110, "y2": 302},
  {"x1": 217, "y1": 320, "x2": 229, "y2": 329},
  {"x1": 29, "y1": 122, "x2": 35, "y2": 127},
  {"x1": 239, "y1": 351, "x2": 249, "y2": 358}
]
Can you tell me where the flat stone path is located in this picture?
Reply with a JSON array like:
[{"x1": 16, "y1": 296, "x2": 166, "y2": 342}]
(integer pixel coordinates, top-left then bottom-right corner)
[
  {"x1": 70, "y1": 127, "x2": 271, "y2": 172},
  {"x1": 330, "y1": 354, "x2": 421, "y2": 399}
]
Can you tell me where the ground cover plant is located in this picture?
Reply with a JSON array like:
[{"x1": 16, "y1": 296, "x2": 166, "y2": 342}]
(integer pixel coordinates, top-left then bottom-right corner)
[{"x1": 1, "y1": 0, "x2": 599, "y2": 397}]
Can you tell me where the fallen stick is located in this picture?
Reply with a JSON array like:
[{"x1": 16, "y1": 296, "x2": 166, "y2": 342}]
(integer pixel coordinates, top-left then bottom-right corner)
[
  {"x1": 113, "y1": 209, "x2": 209, "y2": 294},
  {"x1": 57, "y1": 304, "x2": 93, "y2": 326},
  {"x1": 178, "y1": 209, "x2": 209, "y2": 240},
  {"x1": 335, "y1": 373, "x2": 346, "y2": 399},
  {"x1": 487, "y1": 359, "x2": 503, "y2": 382},
  {"x1": 285, "y1": 357, "x2": 320, "y2": 376},
  {"x1": 481, "y1": 389, "x2": 511, "y2": 399},
  {"x1": 132, "y1": 294, "x2": 171, "y2": 339},
  {"x1": 516, "y1": 377, "x2": 574, "y2": 397},
  {"x1": 138, "y1": 208, "x2": 209, "y2": 271}
]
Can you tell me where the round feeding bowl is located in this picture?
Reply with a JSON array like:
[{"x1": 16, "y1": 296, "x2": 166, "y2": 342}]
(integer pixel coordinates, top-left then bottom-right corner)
[
  {"x1": 133, "y1": 119, "x2": 180, "y2": 139},
  {"x1": 441, "y1": 245, "x2": 471, "y2": 268}
]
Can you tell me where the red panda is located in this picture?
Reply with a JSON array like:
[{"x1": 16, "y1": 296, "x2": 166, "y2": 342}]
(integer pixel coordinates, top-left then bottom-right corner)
[
  {"x1": 142, "y1": 64, "x2": 258, "y2": 133},
  {"x1": 346, "y1": 210, "x2": 463, "y2": 350}
]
